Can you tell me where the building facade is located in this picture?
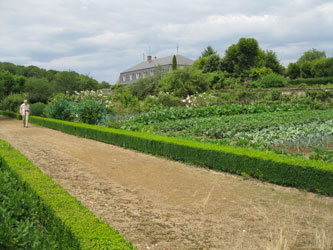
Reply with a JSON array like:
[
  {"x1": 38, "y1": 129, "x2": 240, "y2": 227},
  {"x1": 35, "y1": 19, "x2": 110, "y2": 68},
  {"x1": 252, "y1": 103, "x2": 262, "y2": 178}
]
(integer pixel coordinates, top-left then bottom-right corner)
[{"x1": 118, "y1": 54, "x2": 194, "y2": 84}]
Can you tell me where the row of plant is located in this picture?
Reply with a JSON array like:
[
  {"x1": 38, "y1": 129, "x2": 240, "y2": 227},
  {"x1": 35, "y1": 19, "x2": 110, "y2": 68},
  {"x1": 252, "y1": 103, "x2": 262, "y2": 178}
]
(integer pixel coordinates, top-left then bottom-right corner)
[
  {"x1": 0, "y1": 156, "x2": 63, "y2": 249},
  {"x1": 124, "y1": 109, "x2": 333, "y2": 162},
  {"x1": 16, "y1": 115, "x2": 331, "y2": 195},
  {"x1": 0, "y1": 139, "x2": 135, "y2": 249},
  {"x1": 122, "y1": 103, "x2": 310, "y2": 128}
]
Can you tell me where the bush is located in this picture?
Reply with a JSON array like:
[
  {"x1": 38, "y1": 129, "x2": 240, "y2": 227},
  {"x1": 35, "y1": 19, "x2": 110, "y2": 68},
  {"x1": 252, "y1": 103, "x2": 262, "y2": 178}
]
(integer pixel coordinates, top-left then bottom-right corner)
[
  {"x1": 257, "y1": 73, "x2": 286, "y2": 88},
  {"x1": 77, "y1": 97, "x2": 107, "y2": 125},
  {"x1": 29, "y1": 116, "x2": 333, "y2": 195},
  {"x1": 44, "y1": 95, "x2": 76, "y2": 121},
  {"x1": 160, "y1": 67, "x2": 210, "y2": 98},
  {"x1": 271, "y1": 90, "x2": 282, "y2": 101},
  {"x1": 288, "y1": 77, "x2": 333, "y2": 86},
  {"x1": 0, "y1": 140, "x2": 135, "y2": 249},
  {"x1": 30, "y1": 102, "x2": 46, "y2": 117},
  {"x1": 0, "y1": 93, "x2": 25, "y2": 112}
]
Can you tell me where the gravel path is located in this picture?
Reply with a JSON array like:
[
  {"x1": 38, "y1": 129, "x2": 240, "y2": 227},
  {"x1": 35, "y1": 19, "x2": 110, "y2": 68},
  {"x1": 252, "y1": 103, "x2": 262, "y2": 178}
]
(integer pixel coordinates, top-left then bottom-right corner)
[{"x1": 0, "y1": 116, "x2": 332, "y2": 250}]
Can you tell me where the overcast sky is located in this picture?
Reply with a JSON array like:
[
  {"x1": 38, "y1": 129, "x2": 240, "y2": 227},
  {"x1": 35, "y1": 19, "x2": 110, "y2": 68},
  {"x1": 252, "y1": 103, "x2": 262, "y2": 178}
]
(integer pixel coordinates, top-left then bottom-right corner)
[{"x1": 1, "y1": 0, "x2": 332, "y2": 83}]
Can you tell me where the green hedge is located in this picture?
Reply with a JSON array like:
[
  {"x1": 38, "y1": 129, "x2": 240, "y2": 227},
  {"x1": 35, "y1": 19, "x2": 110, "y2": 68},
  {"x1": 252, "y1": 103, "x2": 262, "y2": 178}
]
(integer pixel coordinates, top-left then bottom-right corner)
[
  {"x1": 288, "y1": 76, "x2": 333, "y2": 85},
  {"x1": 0, "y1": 140, "x2": 135, "y2": 250},
  {"x1": 0, "y1": 110, "x2": 22, "y2": 120},
  {"x1": 28, "y1": 116, "x2": 333, "y2": 196}
]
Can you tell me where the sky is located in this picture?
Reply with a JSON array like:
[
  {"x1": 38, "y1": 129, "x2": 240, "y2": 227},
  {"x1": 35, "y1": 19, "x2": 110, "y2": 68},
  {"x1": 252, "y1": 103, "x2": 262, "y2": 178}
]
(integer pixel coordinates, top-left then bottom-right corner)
[{"x1": 0, "y1": 0, "x2": 332, "y2": 84}]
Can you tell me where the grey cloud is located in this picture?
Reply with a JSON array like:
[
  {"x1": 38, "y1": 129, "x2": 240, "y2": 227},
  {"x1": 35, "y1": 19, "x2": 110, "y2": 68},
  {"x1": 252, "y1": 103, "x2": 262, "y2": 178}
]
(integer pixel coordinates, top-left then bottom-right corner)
[{"x1": 0, "y1": 0, "x2": 332, "y2": 83}]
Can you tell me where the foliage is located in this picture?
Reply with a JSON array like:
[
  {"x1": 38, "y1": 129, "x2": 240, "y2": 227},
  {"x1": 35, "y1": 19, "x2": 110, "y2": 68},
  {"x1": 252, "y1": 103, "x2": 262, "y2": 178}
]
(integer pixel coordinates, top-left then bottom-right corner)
[
  {"x1": 311, "y1": 58, "x2": 333, "y2": 77},
  {"x1": 30, "y1": 102, "x2": 47, "y2": 117},
  {"x1": 300, "y1": 61, "x2": 313, "y2": 78},
  {"x1": 0, "y1": 159, "x2": 62, "y2": 249},
  {"x1": 264, "y1": 50, "x2": 284, "y2": 74},
  {"x1": 28, "y1": 116, "x2": 333, "y2": 195},
  {"x1": 288, "y1": 76, "x2": 333, "y2": 85},
  {"x1": 172, "y1": 55, "x2": 177, "y2": 71},
  {"x1": 77, "y1": 97, "x2": 107, "y2": 125},
  {"x1": 287, "y1": 63, "x2": 301, "y2": 79},
  {"x1": 249, "y1": 67, "x2": 273, "y2": 80},
  {"x1": 200, "y1": 46, "x2": 217, "y2": 58},
  {"x1": 0, "y1": 93, "x2": 25, "y2": 113},
  {"x1": 0, "y1": 140, "x2": 136, "y2": 249},
  {"x1": 122, "y1": 103, "x2": 309, "y2": 127},
  {"x1": 202, "y1": 54, "x2": 221, "y2": 73},
  {"x1": 160, "y1": 67, "x2": 209, "y2": 97},
  {"x1": 24, "y1": 77, "x2": 55, "y2": 103},
  {"x1": 256, "y1": 73, "x2": 286, "y2": 88},
  {"x1": 297, "y1": 49, "x2": 326, "y2": 65},
  {"x1": 128, "y1": 76, "x2": 160, "y2": 101},
  {"x1": 44, "y1": 95, "x2": 76, "y2": 121}
]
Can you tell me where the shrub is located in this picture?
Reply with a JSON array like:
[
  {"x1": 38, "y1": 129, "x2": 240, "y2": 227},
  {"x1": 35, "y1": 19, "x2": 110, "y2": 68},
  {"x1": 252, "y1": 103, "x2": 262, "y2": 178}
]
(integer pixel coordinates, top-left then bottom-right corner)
[
  {"x1": 29, "y1": 116, "x2": 333, "y2": 195},
  {"x1": 288, "y1": 77, "x2": 333, "y2": 85},
  {"x1": 271, "y1": 90, "x2": 282, "y2": 101},
  {"x1": 30, "y1": 102, "x2": 46, "y2": 117},
  {"x1": 77, "y1": 97, "x2": 107, "y2": 125},
  {"x1": 0, "y1": 93, "x2": 25, "y2": 112},
  {"x1": 257, "y1": 73, "x2": 286, "y2": 88},
  {"x1": 0, "y1": 140, "x2": 135, "y2": 249},
  {"x1": 160, "y1": 67, "x2": 210, "y2": 98},
  {"x1": 44, "y1": 95, "x2": 76, "y2": 121}
]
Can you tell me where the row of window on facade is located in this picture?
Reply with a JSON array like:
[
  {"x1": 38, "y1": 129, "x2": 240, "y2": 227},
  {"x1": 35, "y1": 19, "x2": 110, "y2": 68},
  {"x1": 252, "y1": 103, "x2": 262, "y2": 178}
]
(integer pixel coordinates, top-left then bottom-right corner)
[{"x1": 123, "y1": 71, "x2": 154, "y2": 82}]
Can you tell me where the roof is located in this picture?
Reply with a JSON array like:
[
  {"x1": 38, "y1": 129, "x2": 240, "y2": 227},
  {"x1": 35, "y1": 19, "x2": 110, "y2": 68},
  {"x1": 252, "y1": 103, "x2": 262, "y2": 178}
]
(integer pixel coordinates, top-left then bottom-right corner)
[{"x1": 121, "y1": 54, "x2": 194, "y2": 74}]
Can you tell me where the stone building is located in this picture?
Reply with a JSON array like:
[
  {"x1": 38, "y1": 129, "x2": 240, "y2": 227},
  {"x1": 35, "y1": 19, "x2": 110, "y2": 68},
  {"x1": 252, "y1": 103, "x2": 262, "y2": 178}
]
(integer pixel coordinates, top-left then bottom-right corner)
[{"x1": 118, "y1": 54, "x2": 193, "y2": 84}]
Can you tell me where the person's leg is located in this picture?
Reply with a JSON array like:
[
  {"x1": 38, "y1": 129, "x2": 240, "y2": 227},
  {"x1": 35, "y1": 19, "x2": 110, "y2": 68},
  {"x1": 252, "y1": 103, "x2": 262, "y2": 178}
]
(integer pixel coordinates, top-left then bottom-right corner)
[
  {"x1": 25, "y1": 112, "x2": 29, "y2": 127},
  {"x1": 23, "y1": 112, "x2": 26, "y2": 127}
]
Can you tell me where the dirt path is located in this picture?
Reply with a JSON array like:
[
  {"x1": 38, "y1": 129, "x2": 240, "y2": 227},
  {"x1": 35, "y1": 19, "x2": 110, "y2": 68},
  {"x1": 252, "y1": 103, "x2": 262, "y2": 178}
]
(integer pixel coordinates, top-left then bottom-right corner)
[{"x1": 0, "y1": 117, "x2": 332, "y2": 250}]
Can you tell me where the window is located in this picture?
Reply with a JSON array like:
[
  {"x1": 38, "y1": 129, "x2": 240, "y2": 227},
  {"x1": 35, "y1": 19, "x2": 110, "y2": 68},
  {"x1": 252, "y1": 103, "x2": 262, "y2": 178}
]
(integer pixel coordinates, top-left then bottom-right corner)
[
  {"x1": 122, "y1": 75, "x2": 126, "y2": 82},
  {"x1": 129, "y1": 74, "x2": 133, "y2": 81},
  {"x1": 136, "y1": 73, "x2": 140, "y2": 79},
  {"x1": 142, "y1": 72, "x2": 146, "y2": 78},
  {"x1": 150, "y1": 71, "x2": 154, "y2": 76}
]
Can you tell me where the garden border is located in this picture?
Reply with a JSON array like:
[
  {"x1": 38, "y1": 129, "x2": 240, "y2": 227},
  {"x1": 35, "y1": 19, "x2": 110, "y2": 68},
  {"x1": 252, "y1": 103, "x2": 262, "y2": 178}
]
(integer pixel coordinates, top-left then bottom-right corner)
[
  {"x1": 0, "y1": 139, "x2": 135, "y2": 249},
  {"x1": 25, "y1": 115, "x2": 333, "y2": 196}
]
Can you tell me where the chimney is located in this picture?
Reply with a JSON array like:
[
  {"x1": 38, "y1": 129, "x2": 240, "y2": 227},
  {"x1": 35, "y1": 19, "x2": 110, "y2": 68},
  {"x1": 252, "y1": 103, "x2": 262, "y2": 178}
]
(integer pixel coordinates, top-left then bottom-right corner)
[
  {"x1": 154, "y1": 56, "x2": 157, "y2": 60},
  {"x1": 147, "y1": 55, "x2": 152, "y2": 63}
]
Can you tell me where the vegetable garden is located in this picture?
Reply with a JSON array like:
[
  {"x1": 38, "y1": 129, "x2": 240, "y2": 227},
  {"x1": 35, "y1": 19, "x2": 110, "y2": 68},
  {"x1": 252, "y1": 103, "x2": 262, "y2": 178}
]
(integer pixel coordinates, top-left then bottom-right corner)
[{"x1": 122, "y1": 105, "x2": 333, "y2": 162}]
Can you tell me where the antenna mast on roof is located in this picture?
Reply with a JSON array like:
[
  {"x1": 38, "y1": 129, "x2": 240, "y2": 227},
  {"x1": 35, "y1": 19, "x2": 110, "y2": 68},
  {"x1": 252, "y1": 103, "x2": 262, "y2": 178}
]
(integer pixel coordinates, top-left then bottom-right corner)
[
  {"x1": 143, "y1": 53, "x2": 145, "y2": 61},
  {"x1": 176, "y1": 44, "x2": 179, "y2": 55},
  {"x1": 148, "y1": 46, "x2": 151, "y2": 56}
]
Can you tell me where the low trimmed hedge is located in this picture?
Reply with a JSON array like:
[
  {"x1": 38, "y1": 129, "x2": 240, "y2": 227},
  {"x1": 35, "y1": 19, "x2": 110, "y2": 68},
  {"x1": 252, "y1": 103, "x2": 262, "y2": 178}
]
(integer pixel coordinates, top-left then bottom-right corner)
[
  {"x1": 27, "y1": 116, "x2": 333, "y2": 196},
  {"x1": 0, "y1": 110, "x2": 22, "y2": 120},
  {"x1": 288, "y1": 77, "x2": 333, "y2": 85},
  {"x1": 0, "y1": 140, "x2": 135, "y2": 249}
]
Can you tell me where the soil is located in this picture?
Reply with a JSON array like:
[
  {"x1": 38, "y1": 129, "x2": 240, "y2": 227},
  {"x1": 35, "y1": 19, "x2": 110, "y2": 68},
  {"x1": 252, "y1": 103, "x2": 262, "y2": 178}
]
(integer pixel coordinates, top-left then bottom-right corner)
[{"x1": 1, "y1": 116, "x2": 333, "y2": 250}]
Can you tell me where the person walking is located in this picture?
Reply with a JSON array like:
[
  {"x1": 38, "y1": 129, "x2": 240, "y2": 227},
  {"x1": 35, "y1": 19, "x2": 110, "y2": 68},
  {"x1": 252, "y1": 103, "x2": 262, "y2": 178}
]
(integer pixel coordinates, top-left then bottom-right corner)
[{"x1": 20, "y1": 100, "x2": 31, "y2": 128}]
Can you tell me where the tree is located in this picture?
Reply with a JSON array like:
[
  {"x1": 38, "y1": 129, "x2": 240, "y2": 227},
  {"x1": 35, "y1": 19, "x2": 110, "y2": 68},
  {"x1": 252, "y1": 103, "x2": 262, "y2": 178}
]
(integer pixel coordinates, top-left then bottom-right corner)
[
  {"x1": 202, "y1": 54, "x2": 220, "y2": 73},
  {"x1": 264, "y1": 50, "x2": 284, "y2": 74},
  {"x1": 0, "y1": 71, "x2": 16, "y2": 95},
  {"x1": 24, "y1": 77, "x2": 55, "y2": 103},
  {"x1": 160, "y1": 67, "x2": 209, "y2": 98},
  {"x1": 287, "y1": 63, "x2": 301, "y2": 79},
  {"x1": 222, "y1": 38, "x2": 263, "y2": 76},
  {"x1": 53, "y1": 71, "x2": 80, "y2": 94},
  {"x1": 172, "y1": 55, "x2": 178, "y2": 71},
  {"x1": 237, "y1": 38, "x2": 260, "y2": 72},
  {"x1": 297, "y1": 49, "x2": 326, "y2": 65},
  {"x1": 201, "y1": 46, "x2": 217, "y2": 58},
  {"x1": 300, "y1": 61, "x2": 313, "y2": 78}
]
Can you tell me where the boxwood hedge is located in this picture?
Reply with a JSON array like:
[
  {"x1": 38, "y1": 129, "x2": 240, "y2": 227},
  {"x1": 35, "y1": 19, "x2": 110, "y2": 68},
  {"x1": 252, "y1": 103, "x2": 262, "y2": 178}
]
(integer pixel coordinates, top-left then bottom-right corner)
[
  {"x1": 0, "y1": 140, "x2": 135, "y2": 250},
  {"x1": 27, "y1": 116, "x2": 333, "y2": 196}
]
